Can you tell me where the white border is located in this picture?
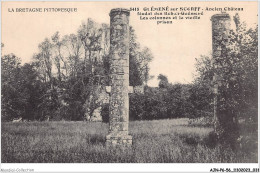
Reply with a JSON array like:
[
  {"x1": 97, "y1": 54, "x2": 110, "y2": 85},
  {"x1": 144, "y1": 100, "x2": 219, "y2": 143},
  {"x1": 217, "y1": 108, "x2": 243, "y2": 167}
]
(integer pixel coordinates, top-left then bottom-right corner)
[
  {"x1": 0, "y1": 0, "x2": 259, "y2": 173},
  {"x1": 1, "y1": 163, "x2": 259, "y2": 172}
]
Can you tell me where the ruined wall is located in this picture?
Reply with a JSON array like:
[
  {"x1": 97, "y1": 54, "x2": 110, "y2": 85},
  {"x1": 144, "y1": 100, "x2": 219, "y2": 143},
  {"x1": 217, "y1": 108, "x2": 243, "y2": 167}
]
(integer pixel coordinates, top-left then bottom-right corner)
[{"x1": 84, "y1": 86, "x2": 109, "y2": 122}]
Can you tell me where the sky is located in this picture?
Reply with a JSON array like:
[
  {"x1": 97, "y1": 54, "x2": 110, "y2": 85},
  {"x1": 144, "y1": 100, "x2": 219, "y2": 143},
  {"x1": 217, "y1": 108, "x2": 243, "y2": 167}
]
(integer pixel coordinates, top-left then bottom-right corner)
[{"x1": 1, "y1": 1, "x2": 258, "y2": 87}]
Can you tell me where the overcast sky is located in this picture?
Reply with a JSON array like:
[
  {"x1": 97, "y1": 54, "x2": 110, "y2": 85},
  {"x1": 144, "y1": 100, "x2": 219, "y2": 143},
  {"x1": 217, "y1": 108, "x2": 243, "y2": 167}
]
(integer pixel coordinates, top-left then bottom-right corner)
[{"x1": 2, "y1": 1, "x2": 257, "y2": 87}]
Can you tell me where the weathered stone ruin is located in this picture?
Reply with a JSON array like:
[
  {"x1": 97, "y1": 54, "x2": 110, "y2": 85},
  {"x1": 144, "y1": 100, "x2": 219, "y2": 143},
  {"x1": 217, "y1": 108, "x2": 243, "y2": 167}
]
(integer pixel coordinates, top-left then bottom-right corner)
[
  {"x1": 211, "y1": 13, "x2": 231, "y2": 135},
  {"x1": 105, "y1": 8, "x2": 133, "y2": 146}
]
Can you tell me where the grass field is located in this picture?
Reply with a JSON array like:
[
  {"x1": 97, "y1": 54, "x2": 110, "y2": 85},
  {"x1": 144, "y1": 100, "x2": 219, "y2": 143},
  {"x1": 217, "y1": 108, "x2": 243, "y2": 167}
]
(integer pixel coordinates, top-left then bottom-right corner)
[{"x1": 1, "y1": 118, "x2": 257, "y2": 163}]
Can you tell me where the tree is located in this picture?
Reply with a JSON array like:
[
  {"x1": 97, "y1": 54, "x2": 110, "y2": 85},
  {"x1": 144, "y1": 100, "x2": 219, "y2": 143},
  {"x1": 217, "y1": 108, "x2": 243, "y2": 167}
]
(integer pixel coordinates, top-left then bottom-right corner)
[
  {"x1": 1, "y1": 54, "x2": 44, "y2": 121},
  {"x1": 194, "y1": 14, "x2": 258, "y2": 148},
  {"x1": 2, "y1": 18, "x2": 154, "y2": 121},
  {"x1": 36, "y1": 38, "x2": 53, "y2": 88},
  {"x1": 2, "y1": 54, "x2": 22, "y2": 120},
  {"x1": 158, "y1": 74, "x2": 169, "y2": 89},
  {"x1": 129, "y1": 27, "x2": 154, "y2": 86},
  {"x1": 191, "y1": 55, "x2": 214, "y2": 119},
  {"x1": 18, "y1": 63, "x2": 44, "y2": 120}
]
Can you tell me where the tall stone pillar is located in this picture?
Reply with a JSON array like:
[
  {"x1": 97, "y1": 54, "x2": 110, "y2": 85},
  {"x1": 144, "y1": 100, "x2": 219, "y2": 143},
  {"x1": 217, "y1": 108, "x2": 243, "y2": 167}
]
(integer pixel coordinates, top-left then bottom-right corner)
[
  {"x1": 211, "y1": 13, "x2": 231, "y2": 135},
  {"x1": 105, "y1": 8, "x2": 132, "y2": 146}
]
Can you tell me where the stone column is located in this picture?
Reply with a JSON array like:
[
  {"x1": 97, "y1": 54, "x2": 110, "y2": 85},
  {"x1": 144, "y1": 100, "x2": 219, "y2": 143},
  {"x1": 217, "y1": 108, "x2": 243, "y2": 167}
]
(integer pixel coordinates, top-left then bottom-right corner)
[
  {"x1": 211, "y1": 13, "x2": 231, "y2": 135},
  {"x1": 106, "y1": 8, "x2": 132, "y2": 146}
]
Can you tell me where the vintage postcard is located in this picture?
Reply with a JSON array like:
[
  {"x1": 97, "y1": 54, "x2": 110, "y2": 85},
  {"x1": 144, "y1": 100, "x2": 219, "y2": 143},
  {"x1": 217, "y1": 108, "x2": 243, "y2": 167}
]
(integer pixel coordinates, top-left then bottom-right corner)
[{"x1": 1, "y1": 1, "x2": 259, "y2": 172}]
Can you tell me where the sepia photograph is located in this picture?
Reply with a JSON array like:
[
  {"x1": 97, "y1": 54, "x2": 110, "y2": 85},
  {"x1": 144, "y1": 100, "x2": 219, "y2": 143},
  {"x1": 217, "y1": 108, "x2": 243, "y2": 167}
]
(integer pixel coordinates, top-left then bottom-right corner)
[{"x1": 1, "y1": 1, "x2": 259, "y2": 172}]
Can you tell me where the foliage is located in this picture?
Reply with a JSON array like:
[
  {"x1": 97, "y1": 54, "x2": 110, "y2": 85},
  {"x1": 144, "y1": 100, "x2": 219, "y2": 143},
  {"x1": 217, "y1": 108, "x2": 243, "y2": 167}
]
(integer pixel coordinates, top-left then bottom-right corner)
[
  {"x1": 193, "y1": 14, "x2": 258, "y2": 148},
  {"x1": 129, "y1": 14, "x2": 257, "y2": 150},
  {"x1": 1, "y1": 18, "x2": 154, "y2": 121},
  {"x1": 1, "y1": 15, "x2": 257, "y2": 154},
  {"x1": 130, "y1": 83, "x2": 195, "y2": 121},
  {"x1": 1, "y1": 54, "x2": 44, "y2": 121},
  {"x1": 158, "y1": 74, "x2": 169, "y2": 89}
]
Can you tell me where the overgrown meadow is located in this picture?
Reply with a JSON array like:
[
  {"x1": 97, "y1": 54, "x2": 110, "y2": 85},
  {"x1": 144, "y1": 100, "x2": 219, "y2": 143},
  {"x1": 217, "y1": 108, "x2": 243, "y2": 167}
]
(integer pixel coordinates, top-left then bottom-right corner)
[{"x1": 1, "y1": 119, "x2": 257, "y2": 163}]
